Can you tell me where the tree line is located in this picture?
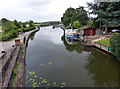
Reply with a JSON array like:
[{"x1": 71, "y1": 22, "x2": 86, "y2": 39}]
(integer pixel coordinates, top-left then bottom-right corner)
[
  {"x1": 1, "y1": 18, "x2": 35, "y2": 41},
  {"x1": 61, "y1": 2, "x2": 120, "y2": 29},
  {"x1": 61, "y1": 6, "x2": 89, "y2": 29}
]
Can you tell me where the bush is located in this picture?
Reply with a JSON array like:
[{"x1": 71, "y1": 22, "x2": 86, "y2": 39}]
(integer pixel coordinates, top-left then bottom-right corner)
[
  {"x1": 2, "y1": 30, "x2": 17, "y2": 41},
  {"x1": 110, "y1": 33, "x2": 120, "y2": 59},
  {"x1": 2, "y1": 21, "x2": 17, "y2": 33},
  {"x1": 17, "y1": 28, "x2": 23, "y2": 32},
  {"x1": 23, "y1": 26, "x2": 35, "y2": 32}
]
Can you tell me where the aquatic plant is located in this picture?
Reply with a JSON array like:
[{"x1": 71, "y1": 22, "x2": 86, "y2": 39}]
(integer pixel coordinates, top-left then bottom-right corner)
[
  {"x1": 40, "y1": 64, "x2": 44, "y2": 66},
  {"x1": 41, "y1": 79, "x2": 47, "y2": 83},
  {"x1": 53, "y1": 82, "x2": 57, "y2": 85},
  {"x1": 48, "y1": 61, "x2": 52, "y2": 64},
  {"x1": 26, "y1": 71, "x2": 67, "y2": 87},
  {"x1": 39, "y1": 77, "x2": 43, "y2": 80}
]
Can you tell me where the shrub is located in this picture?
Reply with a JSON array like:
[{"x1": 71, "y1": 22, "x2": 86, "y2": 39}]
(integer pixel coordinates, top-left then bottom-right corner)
[
  {"x1": 110, "y1": 33, "x2": 120, "y2": 59},
  {"x1": 23, "y1": 26, "x2": 35, "y2": 32},
  {"x1": 2, "y1": 21, "x2": 16, "y2": 33},
  {"x1": 17, "y1": 28, "x2": 23, "y2": 32},
  {"x1": 2, "y1": 30, "x2": 17, "y2": 41}
]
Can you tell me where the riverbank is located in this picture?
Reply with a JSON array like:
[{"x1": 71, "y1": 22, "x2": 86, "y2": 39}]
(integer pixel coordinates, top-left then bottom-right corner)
[
  {"x1": 10, "y1": 28, "x2": 39, "y2": 87},
  {"x1": 0, "y1": 27, "x2": 39, "y2": 88}
]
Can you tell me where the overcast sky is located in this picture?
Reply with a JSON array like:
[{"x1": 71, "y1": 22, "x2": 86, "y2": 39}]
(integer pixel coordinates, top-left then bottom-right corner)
[{"x1": 0, "y1": 0, "x2": 94, "y2": 22}]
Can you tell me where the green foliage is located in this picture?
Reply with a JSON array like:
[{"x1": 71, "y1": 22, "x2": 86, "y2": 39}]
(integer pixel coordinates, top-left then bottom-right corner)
[
  {"x1": 12, "y1": 61, "x2": 19, "y2": 77},
  {"x1": 2, "y1": 30, "x2": 18, "y2": 41},
  {"x1": 1, "y1": 18, "x2": 8, "y2": 23},
  {"x1": 96, "y1": 38, "x2": 110, "y2": 46},
  {"x1": 87, "y1": 20, "x2": 94, "y2": 27},
  {"x1": 13, "y1": 20, "x2": 21, "y2": 29},
  {"x1": 1, "y1": 18, "x2": 35, "y2": 41},
  {"x1": 17, "y1": 28, "x2": 23, "y2": 32},
  {"x1": 2, "y1": 21, "x2": 17, "y2": 33},
  {"x1": 29, "y1": 20, "x2": 34, "y2": 27},
  {"x1": 110, "y1": 33, "x2": 120, "y2": 59},
  {"x1": 72, "y1": 20, "x2": 81, "y2": 29},
  {"x1": 22, "y1": 26, "x2": 35, "y2": 32},
  {"x1": 61, "y1": 6, "x2": 89, "y2": 27},
  {"x1": 87, "y1": 2, "x2": 120, "y2": 27},
  {"x1": 22, "y1": 23, "x2": 27, "y2": 28}
]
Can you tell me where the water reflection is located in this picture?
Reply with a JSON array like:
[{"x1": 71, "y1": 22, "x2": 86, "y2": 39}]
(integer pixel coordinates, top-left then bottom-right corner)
[
  {"x1": 25, "y1": 26, "x2": 120, "y2": 87},
  {"x1": 85, "y1": 48, "x2": 119, "y2": 87},
  {"x1": 30, "y1": 32, "x2": 36, "y2": 40},
  {"x1": 61, "y1": 29, "x2": 83, "y2": 53}
]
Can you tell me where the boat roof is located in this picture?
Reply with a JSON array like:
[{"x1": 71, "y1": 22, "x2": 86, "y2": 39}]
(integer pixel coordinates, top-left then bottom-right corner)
[{"x1": 66, "y1": 32, "x2": 77, "y2": 34}]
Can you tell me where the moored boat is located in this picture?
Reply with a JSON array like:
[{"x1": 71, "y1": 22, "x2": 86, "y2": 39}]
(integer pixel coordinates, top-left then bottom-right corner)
[{"x1": 81, "y1": 42, "x2": 93, "y2": 47}]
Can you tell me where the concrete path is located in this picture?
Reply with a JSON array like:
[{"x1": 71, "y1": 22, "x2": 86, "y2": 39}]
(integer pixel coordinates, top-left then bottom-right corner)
[
  {"x1": 0, "y1": 28, "x2": 38, "y2": 57},
  {"x1": 0, "y1": 28, "x2": 39, "y2": 88}
]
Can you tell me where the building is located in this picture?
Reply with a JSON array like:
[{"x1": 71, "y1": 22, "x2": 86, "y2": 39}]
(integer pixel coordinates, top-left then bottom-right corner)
[{"x1": 78, "y1": 26, "x2": 96, "y2": 36}]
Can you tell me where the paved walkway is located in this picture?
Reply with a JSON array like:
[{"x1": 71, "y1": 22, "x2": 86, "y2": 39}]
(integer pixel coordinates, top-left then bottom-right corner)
[
  {"x1": 0, "y1": 28, "x2": 39, "y2": 88},
  {"x1": 0, "y1": 28, "x2": 38, "y2": 57}
]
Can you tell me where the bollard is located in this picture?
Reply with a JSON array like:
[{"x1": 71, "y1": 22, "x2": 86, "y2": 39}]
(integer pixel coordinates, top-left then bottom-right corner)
[{"x1": 15, "y1": 39, "x2": 21, "y2": 46}]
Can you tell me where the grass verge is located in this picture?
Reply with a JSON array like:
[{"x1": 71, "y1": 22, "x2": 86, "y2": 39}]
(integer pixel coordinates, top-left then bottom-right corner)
[
  {"x1": 96, "y1": 38, "x2": 110, "y2": 46},
  {"x1": 10, "y1": 61, "x2": 19, "y2": 87}
]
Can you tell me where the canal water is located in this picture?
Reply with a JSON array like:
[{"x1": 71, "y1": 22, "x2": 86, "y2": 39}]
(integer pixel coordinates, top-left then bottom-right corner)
[{"x1": 25, "y1": 26, "x2": 120, "y2": 87}]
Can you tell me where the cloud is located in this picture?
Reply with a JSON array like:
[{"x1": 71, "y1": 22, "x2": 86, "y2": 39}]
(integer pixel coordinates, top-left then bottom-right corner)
[{"x1": 0, "y1": 0, "x2": 94, "y2": 22}]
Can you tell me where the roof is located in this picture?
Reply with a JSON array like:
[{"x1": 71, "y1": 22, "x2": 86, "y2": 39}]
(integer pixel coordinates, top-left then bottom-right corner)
[
  {"x1": 66, "y1": 32, "x2": 77, "y2": 34},
  {"x1": 78, "y1": 26, "x2": 95, "y2": 32}
]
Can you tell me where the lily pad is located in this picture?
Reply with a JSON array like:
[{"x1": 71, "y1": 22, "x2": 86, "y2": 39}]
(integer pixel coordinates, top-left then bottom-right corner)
[
  {"x1": 61, "y1": 82, "x2": 66, "y2": 85},
  {"x1": 40, "y1": 64, "x2": 44, "y2": 66},
  {"x1": 39, "y1": 77, "x2": 43, "y2": 79},
  {"x1": 48, "y1": 61, "x2": 52, "y2": 64},
  {"x1": 53, "y1": 82, "x2": 57, "y2": 85},
  {"x1": 41, "y1": 79, "x2": 47, "y2": 83},
  {"x1": 34, "y1": 75, "x2": 37, "y2": 78},
  {"x1": 60, "y1": 86, "x2": 64, "y2": 88},
  {"x1": 47, "y1": 84, "x2": 50, "y2": 86}
]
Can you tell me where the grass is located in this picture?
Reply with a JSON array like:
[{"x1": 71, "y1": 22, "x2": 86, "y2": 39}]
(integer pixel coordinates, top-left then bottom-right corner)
[
  {"x1": 10, "y1": 61, "x2": 19, "y2": 87},
  {"x1": 0, "y1": 26, "x2": 2, "y2": 32},
  {"x1": 19, "y1": 46, "x2": 23, "y2": 53},
  {"x1": 96, "y1": 38, "x2": 110, "y2": 46}
]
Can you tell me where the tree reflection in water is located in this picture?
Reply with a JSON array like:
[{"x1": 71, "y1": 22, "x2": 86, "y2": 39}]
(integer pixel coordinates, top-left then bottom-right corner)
[
  {"x1": 61, "y1": 29, "x2": 120, "y2": 87},
  {"x1": 30, "y1": 32, "x2": 36, "y2": 40},
  {"x1": 85, "y1": 48, "x2": 119, "y2": 87},
  {"x1": 61, "y1": 29, "x2": 83, "y2": 53}
]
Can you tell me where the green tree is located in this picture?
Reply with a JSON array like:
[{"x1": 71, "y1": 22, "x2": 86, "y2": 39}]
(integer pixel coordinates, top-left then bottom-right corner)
[
  {"x1": 61, "y1": 6, "x2": 89, "y2": 27},
  {"x1": 61, "y1": 7, "x2": 76, "y2": 26},
  {"x1": 87, "y1": 2, "x2": 120, "y2": 28},
  {"x1": 13, "y1": 20, "x2": 21, "y2": 29},
  {"x1": 1, "y1": 18, "x2": 8, "y2": 23},
  {"x1": 2, "y1": 21, "x2": 16, "y2": 33},
  {"x1": 29, "y1": 20, "x2": 34, "y2": 27},
  {"x1": 76, "y1": 7, "x2": 89, "y2": 25},
  {"x1": 110, "y1": 33, "x2": 120, "y2": 59},
  {"x1": 22, "y1": 23, "x2": 26, "y2": 28},
  {"x1": 73, "y1": 20, "x2": 81, "y2": 29},
  {"x1": 87, "y1": 20, "x2": 94, "y2": 27}
]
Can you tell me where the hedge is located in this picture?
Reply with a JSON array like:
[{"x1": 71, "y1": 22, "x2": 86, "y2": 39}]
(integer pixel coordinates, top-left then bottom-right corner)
[
  {"x1": 110, "y1": 33, "x2": 120, "y2": 59},
  {"x1": 22, "y1": 26, "x2": 35, "y2": 32}
]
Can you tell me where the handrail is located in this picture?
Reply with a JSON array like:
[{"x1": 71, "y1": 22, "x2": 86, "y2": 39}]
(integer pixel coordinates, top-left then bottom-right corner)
[{"x1": 94, "y1": 42, "x2": 110, "y2": 47}]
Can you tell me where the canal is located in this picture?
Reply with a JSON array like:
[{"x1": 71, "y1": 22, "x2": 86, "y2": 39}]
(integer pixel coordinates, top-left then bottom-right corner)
[{"x1": 25, "y1": 26, "x2": 120, "y2": 87}]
